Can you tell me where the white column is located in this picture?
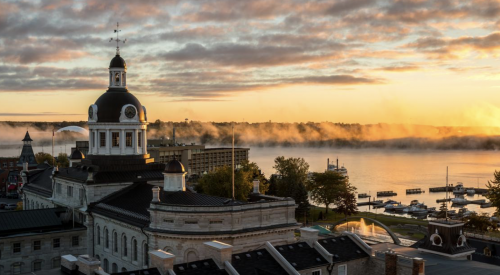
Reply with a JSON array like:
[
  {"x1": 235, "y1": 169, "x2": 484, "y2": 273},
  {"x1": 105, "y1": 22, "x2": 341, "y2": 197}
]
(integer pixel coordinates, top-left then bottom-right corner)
[
  {"x1": 96, "y1": 131, "x2": 99, "y2": 155},
  {"x1": 106, "y1": 129, "x2": 111, "y2": 155},
  {"x1": 142, "y1": 129, "x2": 147, "y2": 154},
  {"x1": 134, "y1": 129, "x2": 138, "y2": 155},
  {"x1": 120, "y1": 129, "x2": 125, "y2": 155}
]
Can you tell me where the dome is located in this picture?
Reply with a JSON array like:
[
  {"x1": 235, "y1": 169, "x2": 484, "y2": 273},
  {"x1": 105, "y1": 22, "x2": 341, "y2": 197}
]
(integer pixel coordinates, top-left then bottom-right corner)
[
  {"x1": 165, "y1": 159, "x2": 185, "y2": 173},
  {"x1": 110, "y1": 54, "x2": 126, "y2": 69},
  {"x1": 94, "y1": 89, "x2": 145, "y2": 122},
  {"x1": 70, "y1": 149, "x2": 85, "y2": 160}
]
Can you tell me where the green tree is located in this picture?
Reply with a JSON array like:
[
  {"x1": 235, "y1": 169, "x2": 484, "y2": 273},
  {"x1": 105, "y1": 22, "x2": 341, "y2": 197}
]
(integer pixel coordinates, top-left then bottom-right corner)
[
  {"x1": 307, "y1": 171, "x2": 347, "y2": 214},
  {"x1": 486, "y1": 170, "x2": 500, "y2": 215},
  {"x1": 57, "y1": 153, "x2": 69, "y2": 168},
  {"x1": 464, "y1": 213, "x2": 496, "y2": 232},
  {"x1": 35, "y1": 152, "x2": 54, "y2": 165},
  {"x1": 334, "y1": 181, "x2": 358, "y2": 218},
  {"x1": 195, "y1": 161, "x2": 268, "y2": 201},
  {"x1": 273, "y1": 156, "x2": 310, "y2": 217}
]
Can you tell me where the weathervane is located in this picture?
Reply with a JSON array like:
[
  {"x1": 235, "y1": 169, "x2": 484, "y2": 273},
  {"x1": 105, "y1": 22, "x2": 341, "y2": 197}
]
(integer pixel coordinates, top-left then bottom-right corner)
[{"x1": 109, "y1": 22, "x2": 127, "y2": 55}]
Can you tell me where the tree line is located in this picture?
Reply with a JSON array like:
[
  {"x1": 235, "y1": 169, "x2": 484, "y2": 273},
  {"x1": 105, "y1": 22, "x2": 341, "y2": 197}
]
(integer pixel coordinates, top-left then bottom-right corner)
[{"x1": 194, "y1": 156, "x2": 358, "y2": 221}]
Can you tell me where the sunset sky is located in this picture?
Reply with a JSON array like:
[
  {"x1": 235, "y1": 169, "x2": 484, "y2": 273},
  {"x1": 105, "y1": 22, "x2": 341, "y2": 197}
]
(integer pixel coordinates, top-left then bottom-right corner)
[{"x1": 2, "y1": 0, "x2": 500, "y2": 126}]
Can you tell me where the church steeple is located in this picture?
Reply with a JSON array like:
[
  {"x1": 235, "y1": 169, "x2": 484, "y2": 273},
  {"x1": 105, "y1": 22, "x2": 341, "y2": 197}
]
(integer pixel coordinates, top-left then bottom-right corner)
[{"x1": 18, "y1": 131, "x2": 37, "y2": 168}]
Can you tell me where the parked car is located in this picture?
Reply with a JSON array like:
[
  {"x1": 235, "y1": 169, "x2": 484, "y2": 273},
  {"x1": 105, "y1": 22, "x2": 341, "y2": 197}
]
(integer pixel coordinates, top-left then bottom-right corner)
[
  {"x1": 0, "y1": 203, "x2": 6, "y2": 209},
  {"x1": 5, "y1": 203, "x2": 17, "y2": 210}
]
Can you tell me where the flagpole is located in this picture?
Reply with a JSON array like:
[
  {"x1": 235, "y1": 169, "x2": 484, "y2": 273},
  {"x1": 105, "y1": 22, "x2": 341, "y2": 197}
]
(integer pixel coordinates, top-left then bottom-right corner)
[{"x1": 232, "y1": 123, "x2": 235, "y2": 201}]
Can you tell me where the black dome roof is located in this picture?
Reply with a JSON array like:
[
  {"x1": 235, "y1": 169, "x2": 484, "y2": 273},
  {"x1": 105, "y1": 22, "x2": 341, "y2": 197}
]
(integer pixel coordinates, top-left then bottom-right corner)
[
  {"x1": 94, "y1": 89, "x2": 145, "y2": 123},
  {"x1": 110, "y1": 54, "x2": 126, "y2": 69},
  {"x1": 70, "y1": 149, "x2": 85, "y2": 160},
  {"x1": 165, "y1": 159, "x2": 185, "y2": 173}
]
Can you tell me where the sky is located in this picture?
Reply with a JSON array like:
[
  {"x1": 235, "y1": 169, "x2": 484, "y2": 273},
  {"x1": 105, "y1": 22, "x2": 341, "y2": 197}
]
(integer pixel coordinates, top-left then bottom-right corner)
[{"x1": 2, "y1": 0, "x2": 500, "y2": 126}]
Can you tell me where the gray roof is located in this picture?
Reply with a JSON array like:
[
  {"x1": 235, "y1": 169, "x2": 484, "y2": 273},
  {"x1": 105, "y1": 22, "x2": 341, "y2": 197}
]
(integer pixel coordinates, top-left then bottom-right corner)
[
  {"x1": 0, "y1": 208, "x2": 65, "y2": 236},
  {"x1": 23, "y1": 165, "x2": 54, "y2": 197}
]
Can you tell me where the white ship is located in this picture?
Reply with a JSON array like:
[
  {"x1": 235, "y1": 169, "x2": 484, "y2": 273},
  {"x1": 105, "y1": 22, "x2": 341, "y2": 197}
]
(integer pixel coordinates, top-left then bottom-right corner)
[{"x1": 327, "y1": 158, "x2": 348, "y2": 177}]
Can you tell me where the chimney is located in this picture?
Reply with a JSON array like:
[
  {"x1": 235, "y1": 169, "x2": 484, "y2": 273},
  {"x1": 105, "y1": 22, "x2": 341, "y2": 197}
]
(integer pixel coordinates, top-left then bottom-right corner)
[
  {"x1": 252, "y1": 179, "x2": 260, "y2": 194},
  {"x1": 385, "y1": 250, "x2": 397, "y2": 275},
  {"x1": 75, "y1": 255, "x2": 101, "y2": 275},
  {"x1": 299, "y1": 227, "x2": 319, "y2": 246},
  {"x1": 204, "y1": 241, "x2": 233, "y2": 268},
  {"x1": 152, "y1": 186, "x2": 160, "y2": 203},
  {"x1": 61, "y1": 255, "x2": 78, "y2": 274},
  {"x1": 149, "y1": 250, "x2": 175, "y2": 275},
  {"x1": 412, "y1": 258, "x2": 425, "y2": 275}
]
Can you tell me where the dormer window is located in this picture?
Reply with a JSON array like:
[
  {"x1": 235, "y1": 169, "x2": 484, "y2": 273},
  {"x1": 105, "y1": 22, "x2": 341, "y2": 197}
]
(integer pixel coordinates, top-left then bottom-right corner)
[
  {"x1": 457, "y1": 235, "x2": 466, "y2": 247},
  {"x1": 430, "y1": 233, "x2": 442, "y2": 247},
  {"x1": 484, "y1": 247, "x2": 492, "y2": 257}
]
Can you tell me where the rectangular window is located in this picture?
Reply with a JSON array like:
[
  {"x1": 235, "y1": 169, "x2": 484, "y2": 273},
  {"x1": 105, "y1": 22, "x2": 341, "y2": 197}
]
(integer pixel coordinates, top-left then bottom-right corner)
[
  {"x1": 56, "y1": 183, "x2": 62, "y2": 194},
  {"x1": 185, "y1": 221, "x2": 198, "y2": 224},
  {"x1": 33, "y1": 261, "x2": 42, "y2": 271},
  {"x1": 163, "y1": 219, "x2": 174, "y2": 223},
  {"x1": 210, "y1": 220, "x2": 223, "y2": 224},
  {"x1": 338, "y1": 265, "x2": 347, "y2": 275},
  {"x1": 112, "y1": 132, "x2": 119, "y2": 147},
  {"x1": 312, "y1": 271, "x2": 321, "y2": 275},
  {"x1": 33, "y1": 240, "x2": 41, "y2": 251},
  {"x1": 126, "y1": 132, "x2": 132, "y2": 147},
  {"x1": 138, "y1": 132, "x2": 142, "y2": 147},
  {"x1": 13, "y1": 242, "x2": 21, "y2": 253},
  {"x1": 100, "y1": 132, "x2": 106, "y2": 147},
  {"x1": 67, "y1": 186, "x2": 73, "y2": 197},
  {"x1": 72, "y1": 236, "x2": 79, "y2": 247},
  {"x1": 53, "y1": 238, "x2": 60, "y2": 249}
]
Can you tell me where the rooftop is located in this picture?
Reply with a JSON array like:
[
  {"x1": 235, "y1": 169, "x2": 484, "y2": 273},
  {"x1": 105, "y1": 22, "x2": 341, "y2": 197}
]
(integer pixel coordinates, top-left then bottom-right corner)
[
  {"x1": 231, "y1": 248, "x2": 288, "y2": 275},
  {"x1": 173, "y1": 258, "x2": 228, "y2": 275},
  {"x1": 274, "y1": 242, "x2": 329, "y2": 271}
]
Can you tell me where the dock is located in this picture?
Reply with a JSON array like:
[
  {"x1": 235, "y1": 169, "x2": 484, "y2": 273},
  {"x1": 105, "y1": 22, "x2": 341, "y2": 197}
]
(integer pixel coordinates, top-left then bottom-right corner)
[
  {"x1": 377, "y1": 191, "x2": 397, "y2": 197},
  {"x1": 429, "y1": 186, "x2": 488, "y2": 194},
  {"x1": 406, "y1": 188, "x2": 424, "y2": 194}
]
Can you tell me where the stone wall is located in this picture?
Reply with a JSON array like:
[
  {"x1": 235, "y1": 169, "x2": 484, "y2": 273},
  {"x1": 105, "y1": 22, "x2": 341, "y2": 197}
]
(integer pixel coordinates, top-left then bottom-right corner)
[
  {"x1": 24, "y1": 190, "x2": 55, "y2": 210},
  {"x1": 0, "y1": 228, "x2": 86, "y2": 275}
]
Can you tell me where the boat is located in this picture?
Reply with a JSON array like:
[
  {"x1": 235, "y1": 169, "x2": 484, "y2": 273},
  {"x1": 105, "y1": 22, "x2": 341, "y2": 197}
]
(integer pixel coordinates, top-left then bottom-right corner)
[
  {"x1": 384, "y1": 202, "x2": 402, "y2": 210},
  {"x1": 481, "y1": 202, "x2": 493, "y2": 208},
  {"x1": 410, "y1": 200, "x2": 420, "y2": 206},
  {"x1": 466, "y1": 189, "x2": 475, "y2": 196},
  {"x1": 377, "y1": 191, "x2": 397, "y2": 197},
  {"x1": 451, "y1": 196, "x2": 468, "y2": 205},
  {"x1": 358, "y1": 193, "x2": 371, "y2": 198},
  {"x1": 327, "y1": 158, "x2": 348, "y2": 177},
  {"x1": 393, "y1": 204, "x2": 408, "y2": 212},
  {"x1": 453, "y1": 183, "x2": 466, "y2": 195}
]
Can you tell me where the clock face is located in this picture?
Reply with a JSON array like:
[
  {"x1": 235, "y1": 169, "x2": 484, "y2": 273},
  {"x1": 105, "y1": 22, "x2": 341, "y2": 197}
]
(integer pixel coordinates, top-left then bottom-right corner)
[
  {"x1": 125, "y1": 106, "x2": 136, "y2": 118},
  {"x1": 88, "y1": 106, "x2": 93, "y2": 119}
]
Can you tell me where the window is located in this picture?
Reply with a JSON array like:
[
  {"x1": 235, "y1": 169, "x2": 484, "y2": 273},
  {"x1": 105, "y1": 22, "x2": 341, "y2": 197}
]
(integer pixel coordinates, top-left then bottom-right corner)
[
  {"x1": 114, "y1": 232, "x2": 118, "y2": 252},
  {"x1": 143, "y1": 243, "x2": 149, "y2": 265},
  {"x1": 104, "y1": 259, "x2": 109, "y2": 272},
  {"x1": 210, "y1": 220, "x2": 223, "y2": 224},
  {"x1": 123, "y1": 235, "x2": 128, "y2": 257},
  {"x1": 485, "y1": 247, "x2": 492, "y2": 257},
  {"x1": 72, "y1": 236, "x2": 79, "y2": 247},
  {"x1": 53, "y1": 238, "x2": 60, "y2": 249},
  {"x1": 112, "y1": 132, "x2": 119, "y2": 147},
  {"x1": 115, "y1": 73, "x2": 120, "y2": 85},
  {"x1": 56, "y1": 183, "x2": 62, "y2": 194},
  {"x1": 138, "y1": 132, "x2": 142, "y2": 147},
  {"x1": 312, "y1": 270, "x2": 321, "y2": 275},
  {"x1": 133, "y1": 239, "x2": 138, "y2": 261},
  {"x1": 12, "y1": 262, "x2": 21, "y2": 275},
  {"x1": 52, "y1": 258, "x2": 61, "y2": 269},
  {"x1": 67, "y1": 185, "x2": 73, "y2": 197},
  {"x1": 105, "y1": 228, "x2": 109, "y2": 249},
  {"x1": 33, "y1": 261, "x2": 42, "y2": 272},
  {"x1": 185, "y1": 220, "x2": 198, "y2": 224},
  {"x1": 112, "y1": 263, "x2": 118, "y2": 273},
  {"x1": 338, "y1": 265, "x2": 347, "y2": 275},
  {"x1": 33, "y1": 240, "x2": 41, "y2": 251},
  {"x1": 79, "y1": 189, "x2": 84, "y2": 205},
  {"x1": 13, "y1": 243, "x2": 21, "y2": 253},
  {"x1": 163, "y1": 219, "x2": 174, "y2": 223},
  {"x1": 126, "y1": 132, "x2": 132, "y2": 147},
  {"x1": 100, "y1": 132, "x2": 106, "y2": 147},
  {"x1": 97, "y1": 226, "x2": 101, "y2": 245}
]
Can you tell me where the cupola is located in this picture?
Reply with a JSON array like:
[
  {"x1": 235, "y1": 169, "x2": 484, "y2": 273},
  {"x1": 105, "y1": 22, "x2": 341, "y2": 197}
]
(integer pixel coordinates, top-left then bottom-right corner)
[{"x1": 163, "y1": 159, "x2": 187, "y2": 192}]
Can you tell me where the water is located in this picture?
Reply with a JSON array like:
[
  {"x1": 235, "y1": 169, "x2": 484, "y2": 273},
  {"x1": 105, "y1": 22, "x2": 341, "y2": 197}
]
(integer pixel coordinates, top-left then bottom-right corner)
[{"x1": 248, "y1": 147, "x2": 499, "y2": 215}]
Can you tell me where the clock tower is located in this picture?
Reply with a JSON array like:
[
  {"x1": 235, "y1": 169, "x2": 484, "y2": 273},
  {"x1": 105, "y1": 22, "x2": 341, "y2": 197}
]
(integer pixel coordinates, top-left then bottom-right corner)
[{"x1": 87, "y1": 50, "x2": 148, "y2": 156}]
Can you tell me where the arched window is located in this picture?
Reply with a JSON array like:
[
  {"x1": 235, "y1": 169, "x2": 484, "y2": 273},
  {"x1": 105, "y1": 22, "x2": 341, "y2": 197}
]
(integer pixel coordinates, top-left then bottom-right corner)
[
  {"x1": 104, "y1": 228, "x2": 109, "y2": 249},
  {"x1": 186, "y1": 251, "x2": 198, "y2": 263},
  {"x1": 97, "y1": 226, "x2": 101, "y2": 245},
  {"x1": 122, "y1": 235, "x2": 128, "y2": 257},
  {"x1": 103, "y1": 259, "x2": 108, "y2": 273},
  {"x1": 143, "y1": 242, "x2": 149, "y2": 265},
  {"x1": 113, "y1": 231, "x2": 118, "y2": 253},
  {"x1": 112, "y1": 263, "x2": 118, "y2": 273},
  {"x1": 121, "y1": 268, "x2": 127, "y2": 272},
  {"x1": 133, "y1": 238, "x2": 138, "y2": 261}
]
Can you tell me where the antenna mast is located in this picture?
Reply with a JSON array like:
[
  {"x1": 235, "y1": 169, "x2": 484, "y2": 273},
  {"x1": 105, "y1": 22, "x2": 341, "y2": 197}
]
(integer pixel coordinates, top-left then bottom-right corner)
[{"x1": 232, "y1": 123, "x2": 235, "y2": 201}]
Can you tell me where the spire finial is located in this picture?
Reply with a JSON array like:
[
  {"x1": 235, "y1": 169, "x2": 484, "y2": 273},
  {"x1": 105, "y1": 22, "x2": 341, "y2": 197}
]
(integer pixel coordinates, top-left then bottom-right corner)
[{"x1": 109, "y1": 22, "x2": 127, "y2": 55}]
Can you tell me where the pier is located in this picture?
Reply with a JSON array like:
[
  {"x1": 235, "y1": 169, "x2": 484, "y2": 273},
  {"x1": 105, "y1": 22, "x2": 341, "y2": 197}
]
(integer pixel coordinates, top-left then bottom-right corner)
[
  {"x1": 406, "y1": 188, "x2": 424, "y2": 194},
  {"x1": 377, "y1": 191, "x2": 397, "y2": 197},
  {"x1": 429, "y1": 186, "x2": 488, "y2": 194}
]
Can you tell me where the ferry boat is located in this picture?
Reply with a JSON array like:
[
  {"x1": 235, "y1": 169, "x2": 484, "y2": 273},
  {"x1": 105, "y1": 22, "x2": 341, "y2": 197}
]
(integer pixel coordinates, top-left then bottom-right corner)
[{"x1": 327, "y1": 158, "x2": 348, "y2": 177}]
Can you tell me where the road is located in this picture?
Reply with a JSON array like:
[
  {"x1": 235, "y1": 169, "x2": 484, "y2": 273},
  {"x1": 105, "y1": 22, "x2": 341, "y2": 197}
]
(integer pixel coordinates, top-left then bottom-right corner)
[{"x1": 0, "y1": 197, "x2": 22, "y2": 212}]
